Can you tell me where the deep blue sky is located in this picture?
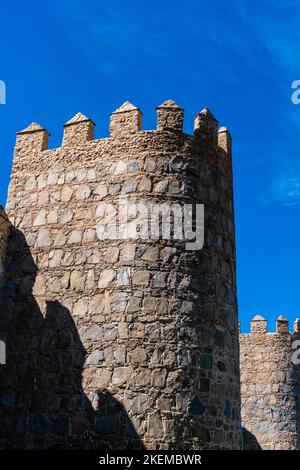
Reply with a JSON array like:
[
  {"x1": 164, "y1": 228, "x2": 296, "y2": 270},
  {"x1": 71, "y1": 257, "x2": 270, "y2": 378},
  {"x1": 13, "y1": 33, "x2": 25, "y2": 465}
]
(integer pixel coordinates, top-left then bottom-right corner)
[{"x1": 1, "y1": 0, "x2": 300, "y2": 331}]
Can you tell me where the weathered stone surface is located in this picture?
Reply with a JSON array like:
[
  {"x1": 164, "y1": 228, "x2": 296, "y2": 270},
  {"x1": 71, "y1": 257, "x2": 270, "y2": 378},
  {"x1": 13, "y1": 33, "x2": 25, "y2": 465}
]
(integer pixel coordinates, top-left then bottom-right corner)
[
  {"x1": 36, "y1": 229, "x2": 51, "y2": 247},
  {"x1": 0, "y1": 100, "x2": 242, "y2": 451},
  {"x1": 240, "y1": 317, "x2": 300, "y2": 450},
  {"x1": 98, "y1": 269, "x2": 115, "y2": 288},
  {"x1": 85, "y1": 350, "x2": 104, "y2": 365}
]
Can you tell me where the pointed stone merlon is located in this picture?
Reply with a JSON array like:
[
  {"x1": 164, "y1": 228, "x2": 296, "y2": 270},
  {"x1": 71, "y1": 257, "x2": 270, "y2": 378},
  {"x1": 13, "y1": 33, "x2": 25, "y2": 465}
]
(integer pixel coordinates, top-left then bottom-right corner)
[
  {"x1": 250, "y1": 315, "x2": 267, "y2": 334},
  {"x1": 156, "y1": 100, "x2": 184, "y2": 132},
  {"x1": 110, "y1": 101, "x2": 142, "y2": 138},
  {"x1": 194, "y1": 108, "x2": 218, "y2": 145},
  {"x1": 293, "y1": 318, "x2": 300, "y2": 333},
  {"x1": 62, "y1": 113, "x2": 95, "y2": 147},
  {"x1": 15, "y1": 122, "x2": 49, "y2": 154},
  {"x1": 218, "y1": 127, "x2": 232, "y2": 154},
  {"x1": 276, "y1": 315, "x2": 289, "y2": 334}
]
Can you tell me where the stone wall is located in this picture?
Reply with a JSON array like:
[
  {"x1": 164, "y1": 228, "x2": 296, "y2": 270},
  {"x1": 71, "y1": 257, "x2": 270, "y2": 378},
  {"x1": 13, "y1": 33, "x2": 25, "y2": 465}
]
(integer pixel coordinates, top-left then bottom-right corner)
[
  {"x1": 0, "y1": 100, "x2": 242, "y2": 449},
  {"x1": 240, "y1": 315, "x2": 300, "y2": 449}
]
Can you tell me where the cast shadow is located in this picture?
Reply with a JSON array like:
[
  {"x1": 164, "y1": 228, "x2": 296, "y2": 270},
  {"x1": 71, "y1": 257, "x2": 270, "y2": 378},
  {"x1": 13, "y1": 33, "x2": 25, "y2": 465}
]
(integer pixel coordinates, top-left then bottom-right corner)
[
  {"x1": 242, "y1": 427, "x2": 261, "y2": 450},
  {"x1": 0, "y1": 228, "x2": 144, "y2": 450}
]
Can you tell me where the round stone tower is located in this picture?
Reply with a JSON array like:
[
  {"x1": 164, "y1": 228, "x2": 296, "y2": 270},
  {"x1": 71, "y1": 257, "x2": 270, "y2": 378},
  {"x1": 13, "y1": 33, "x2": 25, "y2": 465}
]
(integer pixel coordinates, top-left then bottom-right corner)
[{"x1": 2, "y1": 99, "x2": 242, "y2": 449}]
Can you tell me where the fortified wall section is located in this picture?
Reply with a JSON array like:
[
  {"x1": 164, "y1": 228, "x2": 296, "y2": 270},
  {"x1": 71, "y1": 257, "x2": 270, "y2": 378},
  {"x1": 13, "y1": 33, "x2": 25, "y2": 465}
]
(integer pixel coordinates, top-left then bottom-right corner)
[
  {"x1": 0, "y1": 100, "x2": 242, "y2": 449},
  {"x1": 240, "y1": 315, "x2": 300, "y2": 450}
]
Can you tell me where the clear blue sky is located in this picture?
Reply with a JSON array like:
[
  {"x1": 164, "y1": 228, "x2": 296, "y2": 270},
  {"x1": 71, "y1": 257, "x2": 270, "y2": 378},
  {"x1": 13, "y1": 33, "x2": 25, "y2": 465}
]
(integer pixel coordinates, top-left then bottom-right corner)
[{"x1": 1, "y1": 0, "x2": 300, "y2": 332}]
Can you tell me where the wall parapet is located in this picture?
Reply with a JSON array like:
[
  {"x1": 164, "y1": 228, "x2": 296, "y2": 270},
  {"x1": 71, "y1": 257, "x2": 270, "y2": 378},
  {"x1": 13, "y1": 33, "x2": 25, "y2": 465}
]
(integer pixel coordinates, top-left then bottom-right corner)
[{"x1": 13, "y1": 100, "x2": 231, "y2": 153}]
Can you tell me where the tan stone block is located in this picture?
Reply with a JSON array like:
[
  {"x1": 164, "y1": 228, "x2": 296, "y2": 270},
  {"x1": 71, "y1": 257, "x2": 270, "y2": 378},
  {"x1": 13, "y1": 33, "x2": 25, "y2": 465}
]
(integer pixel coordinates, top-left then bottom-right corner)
[
  {"x1": 25, "y1": 176, "x2": 36, "y2": 191},
  {"x1": 104, "y1": 246, "x2": 119, "y2": 263},
  {"x1": 139, "y1": 176, "x2": 152, "y2": 192},
  {"x1": 70, "y1": 270, "x2": 86, "y2": 291},
  {"x1": 131, "y1": 347, "x2": 148, "y2": 364},
  {"x1": 75, "y1": 184, "x2": 91, "y2": 201},
  {"x1": 98, "y1": 269, "x2": 115, "y2": 288},
  {"x1": 112, "y1": 367, "x2": 132, "y2": 386},
  {"x1": 59, "y1": 209, "x2": 73, "y2": 224},
  {"x1": 33, "y1": 210, "x2": 47, "y2": 226},
  {"x1": 38, "y1": 190, "x2": 49, "y2": 205},
  {"x1": 36, "y1": 229, "x2": 52, "y2": 247},
  {"x1": 61, "y1": 186, "x2": 73, "y2": 202},
  {"x1": 47, "y1": 209, "x2": 58, "y2": 224},
  {"x1": 133, "y1": 270, "x2": 150, "y2": 286},
  {"x1": 68, "y1": 229, "x2": 82, "y2": 244},
  {"x1": 151, "y1": 369, "x2": 167, "y2": 388},
  {"x1": 49, "y1": 249, "x2": 63, "y2": 268},
  {"x1": 94, "y1": 184, "x2": 108, "y2": 199},
  {"x1": 54, "y1": 230, "x2": 67, "y2": 246},
  {"x1": 94, "y1": 368, "x2": 112, "y2": 388},
  {"x1": 61, "y1": 272, "x2": 70, "y2": 289},
  {"x1": 83, "y1": 228, "x2": 96, "y2": 242},
  {"x1": 73, "y1": 297, "x2": 89, "y2": 316},
  {"x1": 32, "y1": 274, "x2": 46, "y2": 296}
]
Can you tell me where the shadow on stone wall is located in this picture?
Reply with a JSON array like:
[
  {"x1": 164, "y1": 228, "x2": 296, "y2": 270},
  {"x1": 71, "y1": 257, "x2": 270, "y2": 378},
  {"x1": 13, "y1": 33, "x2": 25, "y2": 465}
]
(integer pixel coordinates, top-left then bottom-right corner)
[
  {"x1": 0, "y1": 228, "x2": 144, "y2": 449},
  {"x1": 242, "y1": 428, "x2": 261, "y2": 450}
]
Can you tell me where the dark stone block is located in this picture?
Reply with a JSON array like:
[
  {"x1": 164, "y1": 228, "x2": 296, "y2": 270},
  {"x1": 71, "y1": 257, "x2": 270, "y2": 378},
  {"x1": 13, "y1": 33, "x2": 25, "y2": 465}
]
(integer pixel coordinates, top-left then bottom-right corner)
[
  {"x1": 1, "y1": 389, "x2": 16, "y2": 410},
  {"x1": 169, "y1": 156, "x2": 182, "y2": 171},
  {"x1": 3, "y1": 280, "x2": 14, "y2": 297},
  {"x1": 217, "y1": 361, "x2": 227, "y2": 372},
  {"x1": 224, "y1": 400, "x2": 231, "y2": 419},
  {"x1": 47, "y1": 392, "x2": 58, "y2": 409},
  {"x1": 200, "y1": 378, "x2": 210, "y2": 392},
  {"x1": 53, "y1": 416, "x2": 70, "y2": 436},
  {"x1": 15, "y1": 415, "x2": 27, "y2": 435},
  {"x1": 214, "y1": 329, "x2": 225, "y2": 348},
  {"x1": 56, "y1": 331, "x2": 72, "y2": 349},
  {"x1": 60, "y1": 351, "x2": 74, "y2": 368},
  {"x1": 95, "y1": 415, "x2": 120, "y2": 435},
  {"x1": 30, "y1": 416, "x2": 51, "y2": 435},
  {"x1": 126, "y1": 418, "x2": 138, "y2": 438},
  {"x1": 209, "y1": 168, "x2": 220, "y2": 182},
  {"x1": 200, "y1": 354, "x2": 213, "y2": 370},
  {"x1": 195, "y1": 426, "x2": 210, "y2": 442}
]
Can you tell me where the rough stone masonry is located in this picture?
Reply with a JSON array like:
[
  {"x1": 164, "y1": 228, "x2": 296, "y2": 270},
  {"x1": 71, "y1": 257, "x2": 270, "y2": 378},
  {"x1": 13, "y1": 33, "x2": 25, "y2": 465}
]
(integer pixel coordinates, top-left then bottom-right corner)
[
  {"x1": 1, "y1": 100, "x2": 300, "y2": 450},
  {"x1": 2, "y1": 99, "x2": 300, "y2": 450},
  {"x1": 0, "y1": 98, "x2": 240, "y2": 449},
  {"x1": 0, "y1": 100, "x2": 241, "y2": 449},
  {"x1": 240, "y1": 315, "x2": 300, "y2": 450}
]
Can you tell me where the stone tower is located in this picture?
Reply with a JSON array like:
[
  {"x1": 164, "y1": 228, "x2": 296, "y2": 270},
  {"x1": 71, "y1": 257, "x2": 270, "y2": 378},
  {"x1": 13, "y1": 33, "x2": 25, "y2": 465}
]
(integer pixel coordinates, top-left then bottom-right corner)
[
  {"x1": 240, "y1": 315, "x2": 300, "y2": 449},
  {"x1": 0, "y1": 100, "x2": 242, "y2": 449}
]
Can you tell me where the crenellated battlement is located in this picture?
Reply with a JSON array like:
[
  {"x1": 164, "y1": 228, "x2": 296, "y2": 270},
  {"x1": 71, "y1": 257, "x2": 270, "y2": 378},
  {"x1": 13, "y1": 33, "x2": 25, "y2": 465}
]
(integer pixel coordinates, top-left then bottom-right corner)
[
  {"x1": 13, "y1": 100, "x2": 231, "y2": 154},
  {"x1": 240, "y1": 314, "x2": 300, "y2": 335}
]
